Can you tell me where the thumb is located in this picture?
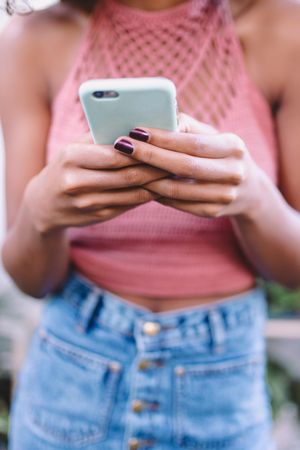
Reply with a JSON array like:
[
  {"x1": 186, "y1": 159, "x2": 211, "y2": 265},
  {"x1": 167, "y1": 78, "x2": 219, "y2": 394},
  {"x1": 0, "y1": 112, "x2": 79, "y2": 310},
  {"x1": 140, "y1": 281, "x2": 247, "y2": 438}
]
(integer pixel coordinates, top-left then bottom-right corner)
[
  {"x1": 76, "y1": 132, "x2": 94, "y2": 144},
  {"x1": 178, "y1": 112, "x2": 218, "y2": 135}
]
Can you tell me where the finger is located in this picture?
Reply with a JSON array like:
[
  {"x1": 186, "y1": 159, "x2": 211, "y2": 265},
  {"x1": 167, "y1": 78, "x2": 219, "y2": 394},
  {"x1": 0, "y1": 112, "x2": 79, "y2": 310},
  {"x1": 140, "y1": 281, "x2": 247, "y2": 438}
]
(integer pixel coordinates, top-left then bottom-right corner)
[
  {"x1": 92, "y1": 204, "x2": 145, "y2": 221},
  {"x1": 126, "y1": 129, "x2": 244, "y2": 159},
  {"x1": 92, "y1": 205, "x2": 138, "y2": 221},
  {"x1": 156, "y1": 198, "x2": 224, "y2": 218},
  {"x1": 72, "y1": 188, "x2": 158, "y2": 212},
  {"x1": 144, "y1": 178, "x2": 236, "y2": 203},
  {"x1": 64, "y1": 205, "x2": 134, "y2": 227},
  {"x1": 63, "y1": 165, "x2": 169, "y2": 195},
  {"x1": 114, "y1": 138, "x2": 238, "y2": 181},
  {"x1": 62, "y1": 143, "x2": 140, "y2": 170},
  {"x1": 76, "y1": 133, "x2": 94, "y2": 144}
]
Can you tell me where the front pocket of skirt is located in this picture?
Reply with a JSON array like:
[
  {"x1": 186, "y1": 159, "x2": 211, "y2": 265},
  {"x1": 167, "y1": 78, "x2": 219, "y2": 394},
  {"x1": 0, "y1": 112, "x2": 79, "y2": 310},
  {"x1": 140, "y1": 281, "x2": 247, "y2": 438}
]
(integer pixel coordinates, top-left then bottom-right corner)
[
  {"x1": 22, "y1": 328, "x2": 122, "y2": 448},
  {"x1": 173, "y1": 354, "x2": 268, "y2": 449}
]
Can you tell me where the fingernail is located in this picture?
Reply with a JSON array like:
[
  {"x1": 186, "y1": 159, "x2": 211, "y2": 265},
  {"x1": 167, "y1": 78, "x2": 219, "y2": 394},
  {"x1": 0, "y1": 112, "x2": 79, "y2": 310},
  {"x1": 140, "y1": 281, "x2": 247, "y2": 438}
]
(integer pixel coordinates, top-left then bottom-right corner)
[
  {"x1": 129, "y1": 128, "x2": 150, "y2": 142},
  {"x1": 114, "y1": 139, "x2": 134, "y2": 155}
]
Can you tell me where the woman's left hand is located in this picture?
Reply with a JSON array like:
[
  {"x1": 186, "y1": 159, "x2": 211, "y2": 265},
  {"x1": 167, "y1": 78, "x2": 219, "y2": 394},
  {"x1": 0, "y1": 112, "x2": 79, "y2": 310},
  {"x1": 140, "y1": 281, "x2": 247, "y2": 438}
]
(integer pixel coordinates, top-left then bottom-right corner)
[{"x1": 114, "y1": 113, "x2": 263, "y2": 219}]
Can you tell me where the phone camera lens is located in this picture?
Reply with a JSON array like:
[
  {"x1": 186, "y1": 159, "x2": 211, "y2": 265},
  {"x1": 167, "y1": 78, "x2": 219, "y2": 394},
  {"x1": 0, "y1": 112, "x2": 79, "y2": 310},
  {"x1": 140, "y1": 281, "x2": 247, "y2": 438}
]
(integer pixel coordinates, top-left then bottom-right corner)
[{"x1": 93, "y1": 91, "x2": 105, "y2": 99}]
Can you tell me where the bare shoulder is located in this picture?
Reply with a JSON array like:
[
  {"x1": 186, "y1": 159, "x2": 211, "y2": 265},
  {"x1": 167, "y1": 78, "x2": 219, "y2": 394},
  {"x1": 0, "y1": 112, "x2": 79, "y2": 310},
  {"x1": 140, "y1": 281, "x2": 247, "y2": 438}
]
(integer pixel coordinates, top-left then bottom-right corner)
[
  {"x1": 263, "y1": 0, "x2": 300, "y2": 31},
  {"x1": 0, "y1": 3, "x2": 84, "y2": 51},
  {"x1": 261, "y1": 0, "x2": 300, "y2": 99},
  {"x1": 257, "y1": 0, "x2": 300, "y2": 50},
  {"x1": 0, "y1": 3, "x2": 88, "y2": 53},
  {"x1": 0, "y1": 4, "x2": 88, "y2": 101},
  {"x1": 236, "y1": 0, "x2": 300, "y2": 103}
]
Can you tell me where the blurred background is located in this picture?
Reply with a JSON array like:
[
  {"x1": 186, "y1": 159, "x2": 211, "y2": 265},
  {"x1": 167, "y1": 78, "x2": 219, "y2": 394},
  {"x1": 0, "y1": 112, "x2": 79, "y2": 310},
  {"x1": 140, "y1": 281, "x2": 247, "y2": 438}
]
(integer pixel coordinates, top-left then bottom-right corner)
[{"x1": 1, "y1": 2, "x2": 300, "y2": 449}]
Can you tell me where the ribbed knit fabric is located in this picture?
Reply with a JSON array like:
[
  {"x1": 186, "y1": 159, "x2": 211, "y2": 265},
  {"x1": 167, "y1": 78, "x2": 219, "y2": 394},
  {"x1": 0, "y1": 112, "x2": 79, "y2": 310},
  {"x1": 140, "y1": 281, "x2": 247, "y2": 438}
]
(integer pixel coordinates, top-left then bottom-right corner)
[{"x1": 47, "y1": 0, "x2": 278, "y2": 298}]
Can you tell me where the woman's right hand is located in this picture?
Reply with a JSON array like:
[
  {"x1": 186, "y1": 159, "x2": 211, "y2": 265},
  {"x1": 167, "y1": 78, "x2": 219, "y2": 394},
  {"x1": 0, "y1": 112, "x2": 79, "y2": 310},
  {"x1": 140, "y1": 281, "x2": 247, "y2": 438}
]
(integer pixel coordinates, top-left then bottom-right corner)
[{"x1": 24, "y1": 135, "x2": 168, "y2": 234}]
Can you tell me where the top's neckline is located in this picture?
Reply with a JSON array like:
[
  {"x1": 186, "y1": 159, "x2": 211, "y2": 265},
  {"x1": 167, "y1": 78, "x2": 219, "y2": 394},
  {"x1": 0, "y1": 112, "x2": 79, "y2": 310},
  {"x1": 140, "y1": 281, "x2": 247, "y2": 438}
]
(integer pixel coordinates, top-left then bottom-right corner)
[{"x1": 102, "y1": 0, "x2": 207, "y2": 21}]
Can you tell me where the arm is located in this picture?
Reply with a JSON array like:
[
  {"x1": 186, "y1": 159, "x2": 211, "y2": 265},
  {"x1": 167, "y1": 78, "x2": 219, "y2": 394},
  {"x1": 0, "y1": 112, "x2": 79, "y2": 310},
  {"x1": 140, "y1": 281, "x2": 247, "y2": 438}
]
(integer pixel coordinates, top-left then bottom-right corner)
[
  {"x1": 0, "y1": 15, "x2": 166, "y2": 298},
  {"x1": 231, "y1": 174, "x2": 300, "y2": 288},
  {"x1": 0, "y1": 18, "x2": 70, "y2": 298},
  {"x1": 230, "y1": 10, "x2": 300, "y2": 288}
]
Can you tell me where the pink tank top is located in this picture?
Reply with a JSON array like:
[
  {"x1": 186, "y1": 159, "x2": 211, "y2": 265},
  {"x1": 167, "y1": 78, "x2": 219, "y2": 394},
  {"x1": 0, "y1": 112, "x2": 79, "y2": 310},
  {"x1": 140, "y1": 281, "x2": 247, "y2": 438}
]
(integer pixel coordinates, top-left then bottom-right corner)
[{"x1": 47, "y1": 0, "x2": 278, "y2": 298}]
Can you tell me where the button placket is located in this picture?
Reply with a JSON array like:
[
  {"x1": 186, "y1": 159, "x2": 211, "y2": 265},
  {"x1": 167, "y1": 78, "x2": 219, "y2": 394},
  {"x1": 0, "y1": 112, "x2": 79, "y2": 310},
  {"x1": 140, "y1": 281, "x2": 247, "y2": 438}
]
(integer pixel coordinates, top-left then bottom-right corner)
[
  {"x1": 128, "y1": 438, "x2": 156, "y2": 449},
  {"x1": 125, "y1": 353, "x2": 166, "y2": 449},
  {"x1": 138, "y1": 359, "x2": 165, "y2": 371},
  {"x1": 138, "y1": 359, "x2": 151, "y2": 371},
  {"x1": 131, "y1": 399, "x2": 160, "y2": 414},
  {"x1": 126, "y1": 321, "x2": 169, "y2": 448}
]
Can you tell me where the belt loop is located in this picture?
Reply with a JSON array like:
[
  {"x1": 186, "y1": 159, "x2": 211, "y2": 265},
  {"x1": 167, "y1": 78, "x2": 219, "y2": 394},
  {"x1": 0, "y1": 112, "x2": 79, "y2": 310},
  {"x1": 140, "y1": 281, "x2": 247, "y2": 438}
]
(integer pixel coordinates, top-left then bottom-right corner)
[
  {"x1": 208, "y1": 309, "x2": 226, "y2": 353},
  {"x1": 76, "y1": 286, "x2": 103, "y2": 334}
]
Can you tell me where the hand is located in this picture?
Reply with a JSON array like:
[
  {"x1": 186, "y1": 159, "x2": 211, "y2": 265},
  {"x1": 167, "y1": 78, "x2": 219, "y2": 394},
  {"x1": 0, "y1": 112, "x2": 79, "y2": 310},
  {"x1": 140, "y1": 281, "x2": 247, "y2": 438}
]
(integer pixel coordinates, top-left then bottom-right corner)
[
  {"x1": 25, "y1": 134, "x2": 168, "y2": 234},
  {"x1": 114, "y1": 113, "x2": 263, "y2": 219}
]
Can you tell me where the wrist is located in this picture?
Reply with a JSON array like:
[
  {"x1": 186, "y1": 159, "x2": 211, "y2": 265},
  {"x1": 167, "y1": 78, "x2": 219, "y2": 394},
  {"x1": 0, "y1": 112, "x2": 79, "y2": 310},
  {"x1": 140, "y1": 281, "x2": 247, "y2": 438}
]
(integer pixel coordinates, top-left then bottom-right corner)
[
  {"x1": 236, "y1": 166, "x2": 278, "y2": 223},
  {"x1": 237, "y1": 169, "x2": 281, "y2": 224},
  {"x1": 23, "y1": 177, "x2": 60, "y2": 236},
  {"x1": 20, "y1": 202, "x2": 65, "y2": 245}
]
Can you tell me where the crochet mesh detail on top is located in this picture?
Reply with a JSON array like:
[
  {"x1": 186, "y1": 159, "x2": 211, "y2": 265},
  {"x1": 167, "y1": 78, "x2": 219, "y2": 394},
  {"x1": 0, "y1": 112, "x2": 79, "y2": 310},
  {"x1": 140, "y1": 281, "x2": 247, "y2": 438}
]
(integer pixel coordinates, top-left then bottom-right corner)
[
  {"x1": 47, "y1": 0, "x2": 278, "y2": 297},
  {"x1": 74, "y1": 0, "x2": 239, "y2": 128}
]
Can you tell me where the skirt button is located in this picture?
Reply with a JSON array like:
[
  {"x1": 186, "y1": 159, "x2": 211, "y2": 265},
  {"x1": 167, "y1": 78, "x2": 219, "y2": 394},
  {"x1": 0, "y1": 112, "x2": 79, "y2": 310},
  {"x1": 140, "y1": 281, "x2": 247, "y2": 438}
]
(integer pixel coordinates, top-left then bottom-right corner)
[
  {"x1": 132, "y1": 399, "x2": 144, "y2": 413},
  {"x1": 143, "y1": 321, "x2": 161, "y2": 336},
  {"x1": 128, "y1": 438, "x2": 140, "y2": 450},
  {"x1": 138, "y1": 359, "x2": 151, "y2": 370}
]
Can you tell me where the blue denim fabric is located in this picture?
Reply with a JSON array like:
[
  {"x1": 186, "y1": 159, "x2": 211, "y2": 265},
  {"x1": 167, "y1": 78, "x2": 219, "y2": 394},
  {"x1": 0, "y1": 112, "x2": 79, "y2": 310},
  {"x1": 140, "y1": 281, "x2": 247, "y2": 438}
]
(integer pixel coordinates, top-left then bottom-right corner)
[{"x1": 9, "y1": 272, "x2": 275, "y2": 450}]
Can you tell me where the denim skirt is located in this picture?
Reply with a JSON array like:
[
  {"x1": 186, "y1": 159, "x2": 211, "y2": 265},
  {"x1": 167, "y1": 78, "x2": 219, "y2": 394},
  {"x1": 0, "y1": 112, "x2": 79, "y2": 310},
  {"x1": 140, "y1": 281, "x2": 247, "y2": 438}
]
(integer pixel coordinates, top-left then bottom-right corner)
[{"x1": 9, "y1": 272, "x2": 275, "y2": 450}]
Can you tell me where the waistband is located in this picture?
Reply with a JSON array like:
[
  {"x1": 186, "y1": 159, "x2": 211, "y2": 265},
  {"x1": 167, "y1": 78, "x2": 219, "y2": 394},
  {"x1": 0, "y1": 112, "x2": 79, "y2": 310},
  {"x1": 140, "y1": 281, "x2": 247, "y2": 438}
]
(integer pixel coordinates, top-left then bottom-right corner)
[{"x1": 54, "y1": 271, "x2": 267, "y2": 353}]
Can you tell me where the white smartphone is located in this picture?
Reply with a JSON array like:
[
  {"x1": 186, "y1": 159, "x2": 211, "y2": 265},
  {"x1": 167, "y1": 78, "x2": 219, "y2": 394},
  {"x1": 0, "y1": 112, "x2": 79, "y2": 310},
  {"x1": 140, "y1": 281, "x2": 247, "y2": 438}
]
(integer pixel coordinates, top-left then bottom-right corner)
[{"x1": 79, "y1": 77, "x2": 178, "y2": 145}]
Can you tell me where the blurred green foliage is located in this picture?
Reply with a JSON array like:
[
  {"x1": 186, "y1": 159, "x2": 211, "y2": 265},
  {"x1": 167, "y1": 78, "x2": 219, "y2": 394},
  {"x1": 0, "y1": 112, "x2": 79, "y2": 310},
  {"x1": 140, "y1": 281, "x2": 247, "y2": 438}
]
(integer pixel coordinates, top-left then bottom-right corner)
[
  {"x1": 266, "y1": 281, "x2": 300, "y2": 422},
  {"x1": 268, "y1": 358, "x2": 300, "y2": 424},
  {"x1": 0, "y1": 397, "x2": 8, "y2": 448},
  {"x1": 265, "y1": 282, "x2": 300, "y2": 317},
  {"x1": 268, "y1": 359, "x2": 297, "y2": 419}
]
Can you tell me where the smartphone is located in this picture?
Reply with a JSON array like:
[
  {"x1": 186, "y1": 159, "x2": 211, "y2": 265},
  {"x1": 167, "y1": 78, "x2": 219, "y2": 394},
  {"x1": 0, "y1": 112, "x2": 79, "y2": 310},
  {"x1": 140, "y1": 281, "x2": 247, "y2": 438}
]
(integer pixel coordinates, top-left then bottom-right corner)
[{"x1": 79, "y1": 77, "x2": 178, "y2": 145}]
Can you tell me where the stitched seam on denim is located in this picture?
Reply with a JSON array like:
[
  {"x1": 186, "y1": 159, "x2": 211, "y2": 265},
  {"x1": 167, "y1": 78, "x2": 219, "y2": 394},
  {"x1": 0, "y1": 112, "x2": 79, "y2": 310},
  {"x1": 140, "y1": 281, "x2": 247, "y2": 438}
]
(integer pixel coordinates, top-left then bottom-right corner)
[
  {"x1": 136, "y1": 322, "x2": 263, "y2": 350},
  {"x1": 27, "y1": 371, "x2": 121, "y2": 446},
  {"x1": 96, "y1": 318, "x2": 134, "y2": 337},
  {"x1": 26, "y1": 410, "x2": 106, "y2": 446},
  {"x1": 99, "y1": 365, "x2": 121, "y2": 443},
  {"x1": 140, "y1": 337, "x2": 211, "y2": 353},
  {"x1": 175, "y1": 421, "x2": 271, "y2": 449},
  {"x1": 61, "y1": 298, "x2": 135, "y2": 338},
  {"x1": 100, "y1": 316, "x2": 254, "y2": 341},
  {"x1": 68, "y1": 296, "x2": 85, "y2": 310},
  {"x1": 174, "y1": 370, "x2": 184, "y2": 446},
  {"x1": 26, "y1": 358, "x2": 121, "y2": 445},
  {"x1": 64, "y1": 291, "x2": 262, "y2": 342},
  {"x1": 173, "y1": 356, "x2": 267, "y2": 449},
  {"x1": 181, "y1": 355, "x2": 263, "y2": 375},
  {"x1": 123, "y1": 355, "x2": 140, "y2": 447},
  {"x1": 65, "y1": 290, "x2": 256, "y2": 322},
  {"x1": 40, "y1": 328, "x2": 122, "y2": 369}
]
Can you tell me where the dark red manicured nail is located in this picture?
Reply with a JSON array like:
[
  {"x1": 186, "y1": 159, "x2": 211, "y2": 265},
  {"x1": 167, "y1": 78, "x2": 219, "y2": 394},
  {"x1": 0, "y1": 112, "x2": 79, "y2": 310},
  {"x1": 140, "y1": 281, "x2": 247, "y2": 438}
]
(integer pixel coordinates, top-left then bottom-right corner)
[
  {"x1": 114, "y1": 139, "x2": 134, "y2": 155},
  {"x1": 129, "y1": 128, "x2": 150, "y2": 142}
]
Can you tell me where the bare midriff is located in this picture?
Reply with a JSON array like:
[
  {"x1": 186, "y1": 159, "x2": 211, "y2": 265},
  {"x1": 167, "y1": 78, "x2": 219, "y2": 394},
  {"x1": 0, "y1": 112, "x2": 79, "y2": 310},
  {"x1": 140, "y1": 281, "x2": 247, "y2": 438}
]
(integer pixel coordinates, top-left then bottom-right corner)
[{"x1": 106, "y1": 283, "x2": 256, "y2": 313}]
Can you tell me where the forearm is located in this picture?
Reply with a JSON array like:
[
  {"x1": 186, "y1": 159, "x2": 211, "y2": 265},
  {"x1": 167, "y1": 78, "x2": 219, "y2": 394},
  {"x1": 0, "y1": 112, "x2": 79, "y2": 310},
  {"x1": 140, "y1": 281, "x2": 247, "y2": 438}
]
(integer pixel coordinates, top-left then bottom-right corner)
[
  {"x1": 232, "y1": 172, "x2": 300, "y2": 288},
  {"x1": 2, "y1": 200, "x2": 70, "y2": 298}
]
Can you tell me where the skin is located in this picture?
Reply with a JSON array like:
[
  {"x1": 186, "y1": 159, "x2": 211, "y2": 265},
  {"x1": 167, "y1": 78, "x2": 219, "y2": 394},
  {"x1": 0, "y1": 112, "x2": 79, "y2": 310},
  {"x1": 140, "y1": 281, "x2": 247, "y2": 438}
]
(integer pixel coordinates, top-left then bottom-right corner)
[{"x1": 1, "y1": 0, "x2": 300, "y2": 312}]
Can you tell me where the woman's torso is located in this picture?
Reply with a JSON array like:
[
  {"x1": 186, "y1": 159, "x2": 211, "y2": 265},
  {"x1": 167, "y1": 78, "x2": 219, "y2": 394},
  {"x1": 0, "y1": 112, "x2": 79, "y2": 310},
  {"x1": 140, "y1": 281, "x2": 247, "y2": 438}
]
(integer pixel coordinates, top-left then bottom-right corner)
[
  {"x1": 43, "y1": 0, "x2": 279, "y2": 311},
  {"x1": 43, "y1": 0, "x2": 279, "y2": 108}
]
